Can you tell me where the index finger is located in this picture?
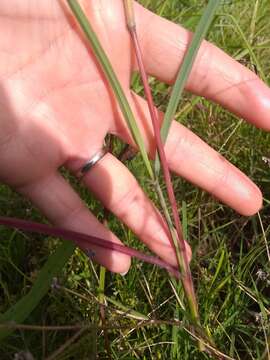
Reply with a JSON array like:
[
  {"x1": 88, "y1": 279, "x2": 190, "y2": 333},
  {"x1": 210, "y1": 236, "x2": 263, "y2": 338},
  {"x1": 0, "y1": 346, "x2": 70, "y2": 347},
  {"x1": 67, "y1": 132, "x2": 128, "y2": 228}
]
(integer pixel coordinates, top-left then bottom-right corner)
[{"x1": 136, "y1": 4, "x2": 270, "y2": 130}]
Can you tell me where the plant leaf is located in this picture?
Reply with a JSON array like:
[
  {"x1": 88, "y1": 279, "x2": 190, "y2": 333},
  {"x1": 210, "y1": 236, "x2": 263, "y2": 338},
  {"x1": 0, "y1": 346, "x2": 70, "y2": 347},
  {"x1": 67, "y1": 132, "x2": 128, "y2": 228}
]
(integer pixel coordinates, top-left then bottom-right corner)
[
  {"x1": 67, "y1": 0, "x2": 154, "y2": 179},
  {"x1": 155, "y1": 0, "x2": 222, "y2": 174},
  {"x1": 0, "y1": 240, "x2": 75, "y2": 341}
]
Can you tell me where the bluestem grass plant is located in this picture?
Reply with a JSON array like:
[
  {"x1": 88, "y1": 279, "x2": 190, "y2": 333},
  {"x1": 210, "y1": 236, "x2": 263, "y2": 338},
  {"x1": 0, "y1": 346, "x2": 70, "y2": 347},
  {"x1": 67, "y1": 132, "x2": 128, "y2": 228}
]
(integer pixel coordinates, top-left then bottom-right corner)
[
  {"x1": 0, "y1": 0, "x2": 222, "y2": 354},
  {"x1": 67, "y1": 0, "x2": 222, "y2": 350}
]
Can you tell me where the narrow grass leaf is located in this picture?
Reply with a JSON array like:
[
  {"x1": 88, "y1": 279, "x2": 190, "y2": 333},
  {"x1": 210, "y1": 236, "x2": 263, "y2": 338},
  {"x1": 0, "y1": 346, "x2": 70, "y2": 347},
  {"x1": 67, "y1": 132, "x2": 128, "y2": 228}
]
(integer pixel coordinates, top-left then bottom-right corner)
[
  {"x1": 208, "y1": 249, "x2": 225, "y2": 293},
  {"x1": 67, "y1": 0, "x2": 154, "y2": 179},
  {"x1": 105, "y1": 296, "x2": 148, "y2": 321},
  {"x1": 155, "y1": 0, "x2": 222, "y2": 174},
  {"x1": 0, "y1": 240, "x2": 75, "y2": 341},
  {"x1": 181, "y1": 201, "x2": 188, "y2": 241},
  {"x1": 219, "y1": 13, "x2": 266, "y2": 83}
]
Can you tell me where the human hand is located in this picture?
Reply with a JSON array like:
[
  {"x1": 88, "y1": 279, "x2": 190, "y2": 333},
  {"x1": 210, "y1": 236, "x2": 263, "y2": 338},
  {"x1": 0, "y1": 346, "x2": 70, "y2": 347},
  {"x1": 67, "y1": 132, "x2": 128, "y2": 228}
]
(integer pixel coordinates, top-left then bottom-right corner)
[{"x1": 0, "y1": 1, "x2": 269, "y2": 273}]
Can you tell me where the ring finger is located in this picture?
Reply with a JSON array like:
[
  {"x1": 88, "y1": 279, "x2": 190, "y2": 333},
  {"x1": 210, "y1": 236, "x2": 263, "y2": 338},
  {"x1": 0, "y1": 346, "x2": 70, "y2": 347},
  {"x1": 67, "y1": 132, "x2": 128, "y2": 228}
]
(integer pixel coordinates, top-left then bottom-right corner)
[{"x1": 76, "y1": 151, "x2": 192, "y2": 268}]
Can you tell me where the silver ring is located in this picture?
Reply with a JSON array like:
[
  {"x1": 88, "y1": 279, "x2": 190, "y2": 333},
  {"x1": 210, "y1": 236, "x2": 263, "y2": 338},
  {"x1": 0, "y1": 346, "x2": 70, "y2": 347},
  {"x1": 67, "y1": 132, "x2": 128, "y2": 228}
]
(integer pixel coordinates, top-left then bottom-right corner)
[{"x1": 79, "y1": 147, "x2": 108, "y2": 181}]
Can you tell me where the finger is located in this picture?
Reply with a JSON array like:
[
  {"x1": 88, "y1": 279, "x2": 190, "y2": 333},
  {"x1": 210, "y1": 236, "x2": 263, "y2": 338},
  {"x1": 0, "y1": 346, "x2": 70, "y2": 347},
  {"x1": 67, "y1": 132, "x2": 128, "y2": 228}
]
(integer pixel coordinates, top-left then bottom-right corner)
[
  {"x1": 128, "y1": 93, "x2": 262, "y2": 216},
  {"x1": 75, "y1": 152, "x2": 192, "y2": 267},
  {"x1": 17, "y1": 173, "x2": 131, "y2": 274},
  {"x1": 135, "y1": 3, "x2": 270, "y2": 130}
]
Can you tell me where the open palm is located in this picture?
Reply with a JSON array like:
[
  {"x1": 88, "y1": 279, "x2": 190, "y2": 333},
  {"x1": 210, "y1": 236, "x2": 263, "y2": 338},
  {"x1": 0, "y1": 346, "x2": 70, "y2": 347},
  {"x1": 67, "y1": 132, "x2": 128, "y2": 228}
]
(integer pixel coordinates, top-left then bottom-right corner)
[{"x1": 0, "y1": 0, "x2": 269, "y2": 273}]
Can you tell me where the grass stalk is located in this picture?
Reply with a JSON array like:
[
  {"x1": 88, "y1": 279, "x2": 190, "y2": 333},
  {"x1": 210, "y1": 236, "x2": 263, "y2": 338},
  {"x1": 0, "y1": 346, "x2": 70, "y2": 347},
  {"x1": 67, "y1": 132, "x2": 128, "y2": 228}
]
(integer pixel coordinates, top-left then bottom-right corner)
[
  {"x1": 98, "y1": 172, "x2": 113, "y2": 359},
  {"x1": 98, "y1": 266, "x2": 111, "y2": 359},
  {"x1": 0, "y1": 216, "x2": 180, "y2": 277},
  {"x1": 123, "y1": 0, "x2": 199, "y2": 325}
]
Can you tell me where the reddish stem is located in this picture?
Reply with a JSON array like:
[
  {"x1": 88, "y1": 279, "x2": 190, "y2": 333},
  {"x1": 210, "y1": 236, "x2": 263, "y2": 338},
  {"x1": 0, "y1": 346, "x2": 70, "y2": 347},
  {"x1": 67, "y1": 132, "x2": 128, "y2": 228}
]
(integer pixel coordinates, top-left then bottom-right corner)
[
  {"x1": 0, "y1": 216, "x2": 180, "y2": 278},
  {"x1": 129, "y1": 27, "x2": 199, "y2": 320},
  {"x1": 130, "y1": 30, "x2": 188, "y2": 264}
]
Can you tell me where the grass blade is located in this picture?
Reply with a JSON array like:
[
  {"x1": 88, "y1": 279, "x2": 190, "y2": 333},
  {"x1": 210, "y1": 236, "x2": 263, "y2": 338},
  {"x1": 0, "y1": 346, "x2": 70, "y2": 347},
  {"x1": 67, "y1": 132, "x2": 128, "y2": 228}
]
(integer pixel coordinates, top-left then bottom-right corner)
[
  {"x1": 66, "y1": 0, "x2": 154, "y2": 179},
  {"x1": 155, "y1": 0, "x2": 222, "y2": 174},
  {"x1": 0, "y1": 240, "x2": 75, "y2": 341}
]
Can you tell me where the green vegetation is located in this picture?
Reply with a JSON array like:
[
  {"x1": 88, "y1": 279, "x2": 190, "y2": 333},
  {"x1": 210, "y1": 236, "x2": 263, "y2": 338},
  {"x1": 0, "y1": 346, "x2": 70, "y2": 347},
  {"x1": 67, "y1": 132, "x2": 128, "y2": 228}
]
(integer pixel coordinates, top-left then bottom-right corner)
[{"x1": 0, "y1": 0, "x2": 270, "y2": 358}]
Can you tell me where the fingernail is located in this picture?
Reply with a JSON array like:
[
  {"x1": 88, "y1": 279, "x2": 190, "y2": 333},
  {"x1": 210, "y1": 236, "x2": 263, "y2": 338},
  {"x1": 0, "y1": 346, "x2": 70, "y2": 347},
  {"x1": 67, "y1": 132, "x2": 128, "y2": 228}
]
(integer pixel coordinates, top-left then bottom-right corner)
[{"x1": 120, "y1": 270, "x2": 129, "y2": 276}]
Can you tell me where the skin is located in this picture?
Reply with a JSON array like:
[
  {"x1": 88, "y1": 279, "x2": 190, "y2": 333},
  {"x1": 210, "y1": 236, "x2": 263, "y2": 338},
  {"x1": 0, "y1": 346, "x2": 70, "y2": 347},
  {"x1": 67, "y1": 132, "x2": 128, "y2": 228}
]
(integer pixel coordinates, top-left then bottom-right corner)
[{"x1": 0, "y1": 0, "x2": 269, "y2": 273}]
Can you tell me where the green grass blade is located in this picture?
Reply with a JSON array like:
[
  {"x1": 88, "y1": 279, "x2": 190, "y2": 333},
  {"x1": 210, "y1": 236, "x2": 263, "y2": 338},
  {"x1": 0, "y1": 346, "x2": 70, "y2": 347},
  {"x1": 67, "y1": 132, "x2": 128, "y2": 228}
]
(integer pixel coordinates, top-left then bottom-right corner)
[
  {"x1": 67, "y1": 0, "x2": 154, "y2": 179},
  {"x1": 155, "y1": 0, "x2": 222, "y2": 174},
  {"x1": 0, "y1": 241, "x2": 75, "y2": 341},
  {"x1": 208, "y1": 249, "x2": 225, "y2": 294},
  {"x1": 181, "y1": 201, "x2": 188, "y2": 241},
  {"x1": 219, "y1": 13, "x2": 267, "y2": 83},
  {"x1": 105, "y1": 296, "x2": 148, "y2": 321}
]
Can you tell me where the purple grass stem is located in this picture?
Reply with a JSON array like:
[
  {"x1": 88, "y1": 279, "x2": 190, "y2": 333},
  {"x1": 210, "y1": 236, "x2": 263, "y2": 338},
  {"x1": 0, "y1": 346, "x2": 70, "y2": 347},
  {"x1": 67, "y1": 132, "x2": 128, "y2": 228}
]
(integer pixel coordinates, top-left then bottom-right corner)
[{"x1": 0, "y1": 216, "x2": 180, "y2": 278}]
